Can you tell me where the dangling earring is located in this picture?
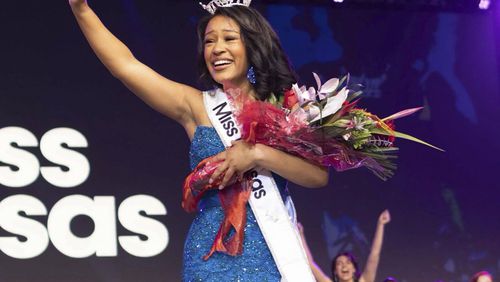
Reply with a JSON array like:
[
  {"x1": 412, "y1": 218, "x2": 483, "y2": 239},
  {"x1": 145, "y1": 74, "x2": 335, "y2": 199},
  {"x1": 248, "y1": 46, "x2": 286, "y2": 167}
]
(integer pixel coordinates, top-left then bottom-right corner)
[{"x1": 247, "y1": 66, "x2": 256, "y2": 85}]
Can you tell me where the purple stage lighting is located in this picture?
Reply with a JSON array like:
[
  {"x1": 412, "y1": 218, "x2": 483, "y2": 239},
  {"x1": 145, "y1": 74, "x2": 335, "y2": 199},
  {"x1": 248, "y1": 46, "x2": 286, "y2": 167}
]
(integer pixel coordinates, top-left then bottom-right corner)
[{"x1": 479, "y1": 0, "x2": 491, "y2": 9}]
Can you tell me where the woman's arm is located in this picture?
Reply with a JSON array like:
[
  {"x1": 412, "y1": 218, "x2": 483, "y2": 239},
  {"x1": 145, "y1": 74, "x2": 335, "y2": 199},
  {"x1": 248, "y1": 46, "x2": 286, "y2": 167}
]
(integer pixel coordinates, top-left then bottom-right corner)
[
  {"x1": 210, "y1": 141, "x2": 328, "y2": 189},
  {"x1": 298, "y1": 223, "x2": 333, "y2": 282},
  {"x1": 68, "y1": 0, "x2": 199, "y2": 127},
  {"x1": 359, "y1": 210, "x2": 391, "y2": 282},
  {"x1": 253, "y1": 143, "x2": 328, "y2": 188}
]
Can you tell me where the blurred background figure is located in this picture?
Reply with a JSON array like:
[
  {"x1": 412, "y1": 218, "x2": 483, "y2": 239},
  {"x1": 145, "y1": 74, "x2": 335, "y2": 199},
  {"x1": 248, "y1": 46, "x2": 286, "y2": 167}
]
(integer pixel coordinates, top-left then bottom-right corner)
[
  {"x1": 298, "y1": 209, "x2": 391, "y2": 282},
  {"x1": 471, "y1": 271, "x2": 493, "y2": 282}
]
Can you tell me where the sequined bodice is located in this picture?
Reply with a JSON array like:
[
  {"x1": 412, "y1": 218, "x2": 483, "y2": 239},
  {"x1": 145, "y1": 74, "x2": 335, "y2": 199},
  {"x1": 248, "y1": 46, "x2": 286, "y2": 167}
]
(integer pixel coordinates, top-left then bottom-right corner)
[{"x1": 189, "y1": 126, "x2": 225, "y2": 170}]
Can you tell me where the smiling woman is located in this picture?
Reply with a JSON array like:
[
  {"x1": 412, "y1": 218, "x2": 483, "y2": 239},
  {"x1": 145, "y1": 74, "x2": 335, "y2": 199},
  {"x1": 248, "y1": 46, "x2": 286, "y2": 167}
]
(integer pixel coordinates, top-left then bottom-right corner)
[
  {"x1": 196, "y1": 6, "x2": 298, "y2": 102},
  {"x1": 203, "y1": 16, "x2": 250, "y2": 94},
  {"x1": 68, "y1": 0, "x2": 327, "y2": 281}
]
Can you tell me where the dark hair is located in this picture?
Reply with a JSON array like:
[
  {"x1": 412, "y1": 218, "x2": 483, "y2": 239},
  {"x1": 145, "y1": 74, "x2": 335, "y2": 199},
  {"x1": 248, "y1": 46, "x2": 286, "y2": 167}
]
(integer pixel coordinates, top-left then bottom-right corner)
[
  {"x1": 197, "y1": 6, "x2": 297, "y2": 101},
  {"x1": 331, "y1": 252, "x2": 361, "y2": 282}
]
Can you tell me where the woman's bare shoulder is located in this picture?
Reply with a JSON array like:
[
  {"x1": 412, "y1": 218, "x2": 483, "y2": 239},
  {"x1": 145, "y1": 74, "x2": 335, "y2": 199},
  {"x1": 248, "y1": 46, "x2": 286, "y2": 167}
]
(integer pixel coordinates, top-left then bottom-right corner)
[{"x1": 183, "y1": 88, "x2": 214, "y2": 137}]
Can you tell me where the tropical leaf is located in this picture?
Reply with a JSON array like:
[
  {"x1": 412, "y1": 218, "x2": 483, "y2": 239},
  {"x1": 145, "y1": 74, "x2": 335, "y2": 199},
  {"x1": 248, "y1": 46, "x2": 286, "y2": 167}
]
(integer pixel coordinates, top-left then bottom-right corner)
[
  {"x1": 338, "y1": 74, "x2": 348, "y2": 90},
  {"x1": 267, "y1": 92, "x2": 278, "y2": 105},
  {"x1": 381, "y1": 107, "x2": 423, "y2": 122},
  {"x1": 369, "y1": 147, "x2": 399, "y2": 153},
  {"x1": 371, "y1": 128, "x2": 444, "y2": 151},
  {"x1": 347, "y1": 90, "x2": 363, "y2": 103}
]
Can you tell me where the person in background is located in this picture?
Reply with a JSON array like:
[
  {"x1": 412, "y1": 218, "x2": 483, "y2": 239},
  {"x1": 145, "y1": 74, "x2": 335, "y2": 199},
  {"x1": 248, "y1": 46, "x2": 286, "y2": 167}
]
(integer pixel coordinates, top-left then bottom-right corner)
[
  {"x1": 298, "y1": 209, "x2": 391, "y2": 282},
  {"x1": 471, "y1": 271, "x2": 493, "y2": 282}
]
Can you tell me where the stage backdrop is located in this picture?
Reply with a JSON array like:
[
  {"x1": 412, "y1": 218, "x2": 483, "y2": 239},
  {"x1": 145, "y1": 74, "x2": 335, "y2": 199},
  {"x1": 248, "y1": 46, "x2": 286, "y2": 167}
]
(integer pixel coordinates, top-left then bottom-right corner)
[{"x1": 1, "y1": 1, "x2": 499, "y2": 281}]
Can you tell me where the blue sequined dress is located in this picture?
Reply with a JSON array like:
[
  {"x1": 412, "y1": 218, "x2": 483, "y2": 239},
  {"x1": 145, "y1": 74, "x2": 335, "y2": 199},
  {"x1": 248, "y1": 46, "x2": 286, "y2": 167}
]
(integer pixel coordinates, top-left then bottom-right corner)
[{"x1": 182, "y1": 126, "x2": 287, "y2": 282}]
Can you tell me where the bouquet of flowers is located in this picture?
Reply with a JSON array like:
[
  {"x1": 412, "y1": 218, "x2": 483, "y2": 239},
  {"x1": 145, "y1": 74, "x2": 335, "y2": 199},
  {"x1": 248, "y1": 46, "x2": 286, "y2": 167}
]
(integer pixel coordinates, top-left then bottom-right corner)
[
  {"x1": 182, "y1": 73, "x2": 442, "y2": 259},
  {"x1": 234, "y1": 72, "x2": 442, "y2": 180}
]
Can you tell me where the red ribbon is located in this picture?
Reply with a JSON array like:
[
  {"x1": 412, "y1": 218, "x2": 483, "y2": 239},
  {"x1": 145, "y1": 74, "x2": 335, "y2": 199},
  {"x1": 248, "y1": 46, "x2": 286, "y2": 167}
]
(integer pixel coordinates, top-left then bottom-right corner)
[{"x1": 182, "y1": 157, "x2": 251, "y2": 260}]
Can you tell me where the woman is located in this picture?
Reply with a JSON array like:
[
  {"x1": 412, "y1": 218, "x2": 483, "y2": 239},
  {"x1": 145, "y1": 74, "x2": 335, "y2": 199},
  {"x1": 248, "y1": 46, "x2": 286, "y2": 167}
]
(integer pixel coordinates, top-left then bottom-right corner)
[
  {"x1": 68, "y1": 1, "x2": 328, "y2": 281},
  {"x1": 298, "y1": 209, "x2": 391, "y2": 282}
]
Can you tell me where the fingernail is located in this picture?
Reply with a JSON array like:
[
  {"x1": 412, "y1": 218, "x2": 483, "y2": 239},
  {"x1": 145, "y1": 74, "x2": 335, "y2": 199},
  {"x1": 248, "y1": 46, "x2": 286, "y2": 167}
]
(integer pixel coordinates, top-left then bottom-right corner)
[
  {"x1": 209, "y1": 179, "x2": 213, "y2": 184},
  {"x1": 218, "y1": 185, "x2": 224, "y2": 190}
]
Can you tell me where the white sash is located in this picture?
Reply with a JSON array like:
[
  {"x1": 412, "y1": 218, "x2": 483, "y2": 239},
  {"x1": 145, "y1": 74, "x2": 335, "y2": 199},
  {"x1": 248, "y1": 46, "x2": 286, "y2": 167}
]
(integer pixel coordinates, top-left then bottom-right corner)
[{"x1": 203, "y1": 89, "x2": 315, "y2": 282}]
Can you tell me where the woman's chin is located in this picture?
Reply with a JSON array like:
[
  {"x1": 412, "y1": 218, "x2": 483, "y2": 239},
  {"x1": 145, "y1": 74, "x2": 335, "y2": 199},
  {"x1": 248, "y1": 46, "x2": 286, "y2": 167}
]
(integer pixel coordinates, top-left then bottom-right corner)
[{"x1": 338, "y1": 274, "x2": 353, "y2": 282}]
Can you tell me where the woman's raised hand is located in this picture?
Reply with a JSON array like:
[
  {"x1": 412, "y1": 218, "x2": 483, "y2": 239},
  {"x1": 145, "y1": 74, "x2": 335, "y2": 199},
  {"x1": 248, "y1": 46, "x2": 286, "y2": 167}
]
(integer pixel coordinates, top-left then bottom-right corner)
[
  {"x1": 209, "y1": 140, "x2": 257, "y2": 189},
  {"x1": 68, "y1": 0, "x2": 88, "y2": 13},
  {"x1": 68, "y1": 0, "x2": 200, "y2": 128},
  {"x1": 68, "y1": 0, "x2": 86, "y2": 7},
  {"x1": 378, "y1": 209, "x2": 391, "y2": 225}
]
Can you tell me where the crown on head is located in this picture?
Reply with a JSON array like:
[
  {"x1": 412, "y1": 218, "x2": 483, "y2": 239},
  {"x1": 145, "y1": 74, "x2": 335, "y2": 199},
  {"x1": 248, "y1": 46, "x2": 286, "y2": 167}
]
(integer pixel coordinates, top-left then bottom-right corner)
[{"x1": 199, "y1": 0, "x2": 252, "y2": 14}]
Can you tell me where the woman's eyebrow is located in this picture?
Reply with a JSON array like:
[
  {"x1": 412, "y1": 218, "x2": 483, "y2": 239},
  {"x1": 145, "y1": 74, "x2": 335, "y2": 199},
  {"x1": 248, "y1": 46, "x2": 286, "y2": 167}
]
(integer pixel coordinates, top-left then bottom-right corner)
[
  {"x1": 205, "y1": 29, "x2": 240, "y2": 36},
  {"x1": 222, "y1": 29, "x2": 240, "y2": 33}
]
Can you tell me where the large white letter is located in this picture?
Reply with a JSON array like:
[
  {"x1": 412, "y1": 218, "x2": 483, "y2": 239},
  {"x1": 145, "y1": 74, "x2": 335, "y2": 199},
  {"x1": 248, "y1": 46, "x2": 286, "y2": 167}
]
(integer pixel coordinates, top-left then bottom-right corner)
[
  {"x1": 40, "y1": 128, "x2": 90, "y2": 188},
  {"x1": 48, "y1": 195, "x2": 117, "y2": 258},
  {"x1": 0, "y1": 195, "x2": 49, "y2": 259},
  {"x1": 118, "y1": 195, "x2": 168, "y2": 257},
  {"x1": 0, "y1": 127, "x2": 40, "y2": 187}
]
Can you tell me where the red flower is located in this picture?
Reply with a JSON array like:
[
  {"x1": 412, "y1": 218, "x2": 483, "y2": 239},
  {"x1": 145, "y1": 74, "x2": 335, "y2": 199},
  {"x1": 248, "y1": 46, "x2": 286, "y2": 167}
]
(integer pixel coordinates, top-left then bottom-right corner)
[
  {"x1": 385, "y1": 120, "x2": 396, "y2": 143},
  {"x1": 283, "y1": 88, "x2": 298, "y2": 110}
]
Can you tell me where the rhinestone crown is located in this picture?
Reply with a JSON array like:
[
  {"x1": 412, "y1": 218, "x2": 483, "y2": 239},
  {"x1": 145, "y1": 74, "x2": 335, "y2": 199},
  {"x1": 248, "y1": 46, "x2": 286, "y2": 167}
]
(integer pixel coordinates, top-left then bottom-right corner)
[{"x1": 199, "y1": 0, "x2": 252, "y2": 14}]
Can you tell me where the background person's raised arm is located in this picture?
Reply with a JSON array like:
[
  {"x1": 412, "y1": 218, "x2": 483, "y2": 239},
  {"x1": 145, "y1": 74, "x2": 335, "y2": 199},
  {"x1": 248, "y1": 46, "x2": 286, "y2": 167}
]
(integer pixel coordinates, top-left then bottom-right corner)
[{"x1": 360, "y1": 209, "x2": 391, "y2": 282}]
